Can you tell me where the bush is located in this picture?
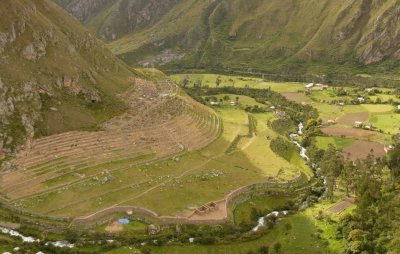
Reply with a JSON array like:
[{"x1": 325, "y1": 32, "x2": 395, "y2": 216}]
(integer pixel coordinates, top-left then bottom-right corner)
[
  {"x1": 259, "y1": 245, "x2": 269, "y2": 254},
  {"x1": 270, "y1": 137, "x2": 296, "y2": 161},
  {"x1": 270, "y1": 118, "x2": 295, "y2": 135},
  {"x1": 273, "y1": 242, "x2": 282, "y2": 253}
]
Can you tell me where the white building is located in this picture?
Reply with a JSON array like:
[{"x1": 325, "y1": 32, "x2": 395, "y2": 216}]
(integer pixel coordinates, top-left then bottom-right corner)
[
  {"x1": 305, "y1": 83, "x2": 314, "y2": 89},
  {"x1": 357, "y1": 97, "x2": 365, "y2": 103},
  {"x1": 354, "y1": 121, "x2": 363, "y2": 128}
]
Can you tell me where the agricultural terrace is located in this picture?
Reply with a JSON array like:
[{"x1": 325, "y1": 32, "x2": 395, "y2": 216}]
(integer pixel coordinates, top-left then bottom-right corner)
[
  {"x1": 0, "y1": 78, "x2": 313, "y2": 222},
  {"x1": 172, "y1": 74, "x2": 400, "y2": 160},
  {"x1": 0, "y1": 79, "x2": 218, "y2": 217}
]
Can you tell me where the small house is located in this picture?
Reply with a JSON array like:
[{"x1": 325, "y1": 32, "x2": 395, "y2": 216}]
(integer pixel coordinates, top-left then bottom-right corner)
[
  {"x1": 354, "y1": 121, "x2": 363, "y2": 128},
  {"x1": 364, "y1": 123, "x2": 373, "y2": 130},
  {"x1": 337, "y1": 102, "x2": 345, "y2": 107},
  {"x1": 270, "y1": 106, "x2": 276, "y2": 110},
  {"x1": 384, "y1": 145, "x2": 394, "y2": 153},
  {"x1": 357, "y1": 97, "x2": 365, "y2": 103},
  {"x1": 230, "y1": 101, "x2": 236, "y2": 106},
  {"x1": 210, "y1": 101, "x2": 220, "y2": 106},
  {"x1": 305, "y1": 83, "x2": 314, "y2": 89},
  {"x1": 315, "y1": 83, "x2": 329, "y2": 90},
  {"x1": 327, "y1": 119, "x2": 336, "y2": 125}
]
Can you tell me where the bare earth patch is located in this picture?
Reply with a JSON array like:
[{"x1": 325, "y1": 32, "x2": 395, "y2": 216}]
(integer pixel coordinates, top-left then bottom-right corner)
[
  {"x1": 343, "y1": 140, "x2": 385, "y2": 160},
  {"x1": 282, "y1": 92, "x2": 310, "y2": 103},
  {"x1": 326, "y1": 198, "x2": 355, "y2": 214},
  {"x1": 322, "y1": 126, "x2": 377, "y2": 139},
  {"x1": 337, "y1": 112, "x2": 369, "y2": 125},
  {"x1": 105, "y1": 221, "x2": 124, "y2": 233}
]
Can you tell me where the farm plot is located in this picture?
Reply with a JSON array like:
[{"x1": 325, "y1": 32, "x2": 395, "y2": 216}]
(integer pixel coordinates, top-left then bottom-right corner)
[
  {"x1": 337, "y1": 112, "x2": 369, "y2": 126},
  {"x1": 315, "y1": 136, "x2": 355, "y2": 150},
  {"x1": 321, "y1": 126, "x2": 389, "y2": 144},
  {"x1": 282, "y1": 92, "x2": 312, "y2": 103},
  {"x1": 343, "y1": 140, "x2": 385, "y2": 160},
  {"x1": 369, "y1": 112, "x2": 400, "y2": 135}
]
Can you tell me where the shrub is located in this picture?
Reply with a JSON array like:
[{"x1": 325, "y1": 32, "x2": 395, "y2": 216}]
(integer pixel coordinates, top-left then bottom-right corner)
[
  {"x1": 273, "y1": 242, "x2": 282, "y2": 253},
  {"x1": 270, "y1": 137, "x2": 296, "y2": 161}
]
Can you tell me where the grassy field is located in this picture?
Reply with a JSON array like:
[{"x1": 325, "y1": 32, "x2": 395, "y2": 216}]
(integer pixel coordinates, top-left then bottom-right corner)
[
  {"x1": 315, "y1": 136, "x2": 355, "y2": 150},
  {"x1": 14, "y1": 102, "x2": 307, "y2": 218},
  {"x1": 369, "y1": 113, "x2": 400, "y2": 135},
  {"x1": 234, "y1": 195, "x2": 295, "y2": 225},
  {"x1": 170, "y1": 74, "x2": 304, "y2": 93}
]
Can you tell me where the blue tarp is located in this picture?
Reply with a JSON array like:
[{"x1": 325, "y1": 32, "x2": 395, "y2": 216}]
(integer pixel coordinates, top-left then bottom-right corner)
[{"x1": 118, "y1": 218, "x2": 130, "y2": 224}]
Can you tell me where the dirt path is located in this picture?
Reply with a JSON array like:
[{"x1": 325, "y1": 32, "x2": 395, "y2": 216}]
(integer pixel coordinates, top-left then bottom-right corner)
[{"x1": 240, "y1": 136, "x2": 256, "y2": 151}]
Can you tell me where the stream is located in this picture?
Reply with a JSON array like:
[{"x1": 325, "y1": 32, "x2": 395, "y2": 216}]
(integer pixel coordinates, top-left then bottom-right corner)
[
  {"x1": 0, "y1": 226, "x2": 74, "y2": 251},
  {"x1": 252, "y1": 123, "x2": 310, "y2": 232}
]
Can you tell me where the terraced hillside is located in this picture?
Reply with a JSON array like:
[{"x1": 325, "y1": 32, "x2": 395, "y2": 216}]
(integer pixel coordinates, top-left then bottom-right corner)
[
  {"x1": 55, "y1": 0, "x2": 400, "y2": 77},
  {"x1": 0, "y1": 78, "x2": 220, "y2": 215}
]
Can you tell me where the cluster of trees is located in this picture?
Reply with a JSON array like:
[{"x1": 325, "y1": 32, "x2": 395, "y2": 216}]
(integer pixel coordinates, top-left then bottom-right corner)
[
  {"x1": 307, "y1": 140, "x2": 400, "y2": 253},
  {"x1": 183, "y1": 86, "x2": 319, "y2": 124},
  {"x1": 245, "y1": 105, "x2": 267, "y2": 113},
  {"x1": 340, "y1": 147, "x2": 400, "y2": 253},
  {"x1": 270, "y1": 137, "x2": 296, "y2": 161}
]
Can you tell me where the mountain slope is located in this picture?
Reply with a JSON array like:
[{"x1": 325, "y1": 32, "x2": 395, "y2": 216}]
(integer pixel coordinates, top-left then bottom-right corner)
[
  {"x1": 53, "y1": 0, "x2": 181, "y2": 41},
  {"x1": 0, "y1": 0, "x2": 136, "y2": 159},
  {"x1": 55, "y1": 0, "x2": 400, "y2": 76}
]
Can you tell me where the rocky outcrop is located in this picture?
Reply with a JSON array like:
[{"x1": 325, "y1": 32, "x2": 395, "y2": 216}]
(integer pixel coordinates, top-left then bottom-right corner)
[
  {"x1": 357, "y1": 2, "x2": 400, "y2": 64},
  {"x1": 0, "y1": 78, "x2": 42, "y2": 158}
]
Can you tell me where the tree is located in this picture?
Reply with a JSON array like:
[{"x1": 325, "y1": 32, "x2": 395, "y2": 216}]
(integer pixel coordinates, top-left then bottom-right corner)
[
  {"x1": 320, "y1": 145, "x2": 344, "y2": 200},
  {"x1": 250, "y1": 208, "x2": 260, "y2": 221},
  {"x1": 194, "y1": 79, "x2": 202, "y2": 88},
  {"x1": 341, "y1": 160, "x2": 356, "y2": 196},
  {"x1": 216, "y1": 76, "x2": 222, "y2": 87},
  {"x1": 388, "y1": 146, "x2": 400, "y2": 182},
  {"x1": 259, "y1": 245, "x2": 269, "y2": 254},
  {"x1": 273, "y1": 242, "x2": 282, "y2": 253},
  {"x1": 182, "y1": 75, "x2": 190, "y2": 88}
]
